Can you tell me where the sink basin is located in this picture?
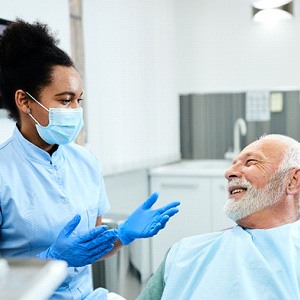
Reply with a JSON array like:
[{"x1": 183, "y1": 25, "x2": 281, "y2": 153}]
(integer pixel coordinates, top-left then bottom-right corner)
[{"x1": 150, "y1": 159, "x2": 231, "y2": 177}]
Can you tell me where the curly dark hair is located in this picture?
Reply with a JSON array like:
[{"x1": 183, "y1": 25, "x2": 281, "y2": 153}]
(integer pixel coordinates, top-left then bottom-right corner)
[{"x1": 0, "y1": 19, "x2": 74, "y2": 121}]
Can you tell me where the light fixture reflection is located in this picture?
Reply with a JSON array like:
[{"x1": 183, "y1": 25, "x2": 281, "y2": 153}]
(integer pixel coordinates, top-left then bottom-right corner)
[
  {"x1": 252, "y1": 0, "x2": 292, "y2": 9},
  {"x1": 253, "y1": 8, "x2": 293, "y2": 22},
  {"x1": 252, "y1": 0, "x2": 293, "y2": 23}
]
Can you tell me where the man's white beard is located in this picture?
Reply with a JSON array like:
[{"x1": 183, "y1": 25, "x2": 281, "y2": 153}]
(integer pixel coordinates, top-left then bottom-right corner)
[{"x1": 224, "y1": 172, "x2": 286, "y2": 222}]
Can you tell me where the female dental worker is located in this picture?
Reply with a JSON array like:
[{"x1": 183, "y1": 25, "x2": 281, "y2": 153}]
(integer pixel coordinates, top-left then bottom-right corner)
[{"x1": 0, "y1": 19, "x2": 180, "y2": 299}]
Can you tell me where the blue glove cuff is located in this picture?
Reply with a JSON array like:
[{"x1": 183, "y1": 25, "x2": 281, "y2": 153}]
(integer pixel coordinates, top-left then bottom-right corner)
[
  {"x1": 36, "y1": 248, "x2": 51, "y2": 259},
  {"x1": 118, "y1": 223, "x2": 134, "y2": 245}
]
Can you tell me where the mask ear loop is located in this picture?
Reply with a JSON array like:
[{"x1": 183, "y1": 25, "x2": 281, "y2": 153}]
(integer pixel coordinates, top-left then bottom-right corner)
[
  {"x1": 25, "y1": 92, "x2": 50, "y2": 112},
  {"x1": 25, "y1": 92, "x2": 47, "y2": 126},
  {"x1": 27, "y1": 111, "x2": 41, "y2": 125}
]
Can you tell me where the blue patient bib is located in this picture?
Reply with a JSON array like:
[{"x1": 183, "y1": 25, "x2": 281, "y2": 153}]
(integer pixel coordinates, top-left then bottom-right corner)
[{"x1": 163, "y1": 221, "x2": 300, "y2": 299}]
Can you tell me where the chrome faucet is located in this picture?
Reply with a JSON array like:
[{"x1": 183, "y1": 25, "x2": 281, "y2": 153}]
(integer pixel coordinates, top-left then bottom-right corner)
[{"x1": 224, "y1": 118, "x2": 247, "y2": 160}]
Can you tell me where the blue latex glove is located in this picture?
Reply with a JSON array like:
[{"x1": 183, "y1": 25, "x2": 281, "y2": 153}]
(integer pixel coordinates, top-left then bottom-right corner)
[
  {"x1": 118, "y1": 192, "x2": 180, "y2": 245},
  {"x1": 37, "y1": 215, "x2": 118, "y2": 267}
]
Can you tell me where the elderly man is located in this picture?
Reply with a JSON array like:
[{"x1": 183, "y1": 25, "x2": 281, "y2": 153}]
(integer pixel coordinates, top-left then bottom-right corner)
[{"x1": 138, "y1": 134, "x2": 300, "y2": 299}]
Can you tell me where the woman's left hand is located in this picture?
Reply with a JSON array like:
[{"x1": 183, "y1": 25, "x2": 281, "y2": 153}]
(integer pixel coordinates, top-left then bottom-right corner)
[{"x1": 117, "y1": 193, "x2": 180, "y2": 245}]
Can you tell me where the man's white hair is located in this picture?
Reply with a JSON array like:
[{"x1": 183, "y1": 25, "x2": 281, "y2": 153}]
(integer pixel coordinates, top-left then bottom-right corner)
[{"x1": 259, "y1": 134, "x2": 300, "y2": 172}]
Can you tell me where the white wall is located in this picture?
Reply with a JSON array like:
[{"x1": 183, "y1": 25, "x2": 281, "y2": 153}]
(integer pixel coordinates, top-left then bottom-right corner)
[
  {"x1": 0, "y1": 0, "x2": 70, "y2": 144},
  {"x1": 0, "y1": 0, "x2": 70, "y2": 53},
  {"x1": 175, "y1": 0, "x2": 300, "y2": 93},
  {"x1": 82, "y1": 0, "x2": 300, "y2": 175},
  {"x1": 82, "y1": 1, "x2": 180, "y2": 175}
]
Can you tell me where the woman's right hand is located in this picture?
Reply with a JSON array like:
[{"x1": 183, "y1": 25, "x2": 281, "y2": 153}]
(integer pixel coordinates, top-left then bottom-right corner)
[{"x1": 37, "y1": 215, "x2": 118, "y2": 267}]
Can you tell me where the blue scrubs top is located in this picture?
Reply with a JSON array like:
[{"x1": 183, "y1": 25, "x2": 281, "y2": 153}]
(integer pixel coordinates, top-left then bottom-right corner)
[{"x1": 0, "y1": 127, "x2": 110, "y2": 299}]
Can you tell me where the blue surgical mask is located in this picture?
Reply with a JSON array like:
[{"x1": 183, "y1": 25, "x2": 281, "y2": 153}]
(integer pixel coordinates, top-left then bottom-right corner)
[{"x1": 26, "y1": 92, "x2": 84, "y2": 145}]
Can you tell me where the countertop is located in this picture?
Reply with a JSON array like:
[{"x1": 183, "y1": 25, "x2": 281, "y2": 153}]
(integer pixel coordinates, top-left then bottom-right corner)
[{"x1": 149, "y1": 159, "x2": 231, "y2": 177}]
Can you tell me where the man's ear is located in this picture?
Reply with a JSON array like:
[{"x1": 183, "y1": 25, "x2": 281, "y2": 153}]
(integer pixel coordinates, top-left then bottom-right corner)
[
  {"x1": 15, "y1": 89, "x2": 30, "y2": 113},
  {"x1": 287, "y1": 168, "x2": 300, "y2": 195}
]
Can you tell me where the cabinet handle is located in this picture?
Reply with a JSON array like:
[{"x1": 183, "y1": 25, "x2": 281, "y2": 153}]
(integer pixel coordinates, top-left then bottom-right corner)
[{"x1": 161, "y1": 183, "x2": 198, "y2": 189}]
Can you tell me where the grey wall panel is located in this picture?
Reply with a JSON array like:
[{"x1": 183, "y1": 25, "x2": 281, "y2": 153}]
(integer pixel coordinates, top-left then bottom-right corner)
[
  {"x1": 181, "y1": 93, "x2": 244, "y2": 159},
  {"x1": 284, "y1": 91, "x2": 300, "y2": 141},
  {"x1": 180, "y1": 91, "x2": 300, "y2": 160}
]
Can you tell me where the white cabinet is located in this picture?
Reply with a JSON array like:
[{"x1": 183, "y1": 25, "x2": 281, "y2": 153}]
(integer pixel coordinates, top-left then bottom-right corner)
[
  {"x1": 149, "y1": 160, "x2": 235, "y2": 272},
  {"x1": 150, "y1": 176, "x2": 211, "y2": 272}
]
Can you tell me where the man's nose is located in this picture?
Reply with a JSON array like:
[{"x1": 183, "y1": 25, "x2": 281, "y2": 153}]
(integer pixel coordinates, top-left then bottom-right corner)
[{"x1": 225, "y1": 163, "x2": 242, "y2": 180}]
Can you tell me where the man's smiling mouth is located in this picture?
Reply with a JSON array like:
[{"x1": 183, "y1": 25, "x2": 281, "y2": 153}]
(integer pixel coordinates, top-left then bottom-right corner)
[{"x1": 229, "y1": 187, "x2": 247, "y2": 195}]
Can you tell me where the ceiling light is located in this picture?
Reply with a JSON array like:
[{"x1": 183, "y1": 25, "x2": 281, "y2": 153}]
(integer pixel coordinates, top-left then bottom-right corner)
[{"x1": 251, "y1": 0, "x2": 293, "y2": 23}]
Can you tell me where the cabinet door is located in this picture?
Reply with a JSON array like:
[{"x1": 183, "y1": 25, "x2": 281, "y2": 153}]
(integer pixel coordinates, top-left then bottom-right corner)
[
  {"x1": 150, "y1": 176, "x2": 212, "y2": 272},
  {"x1": 211, "y1": 177, "x2": 236, "y2": 231}
]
